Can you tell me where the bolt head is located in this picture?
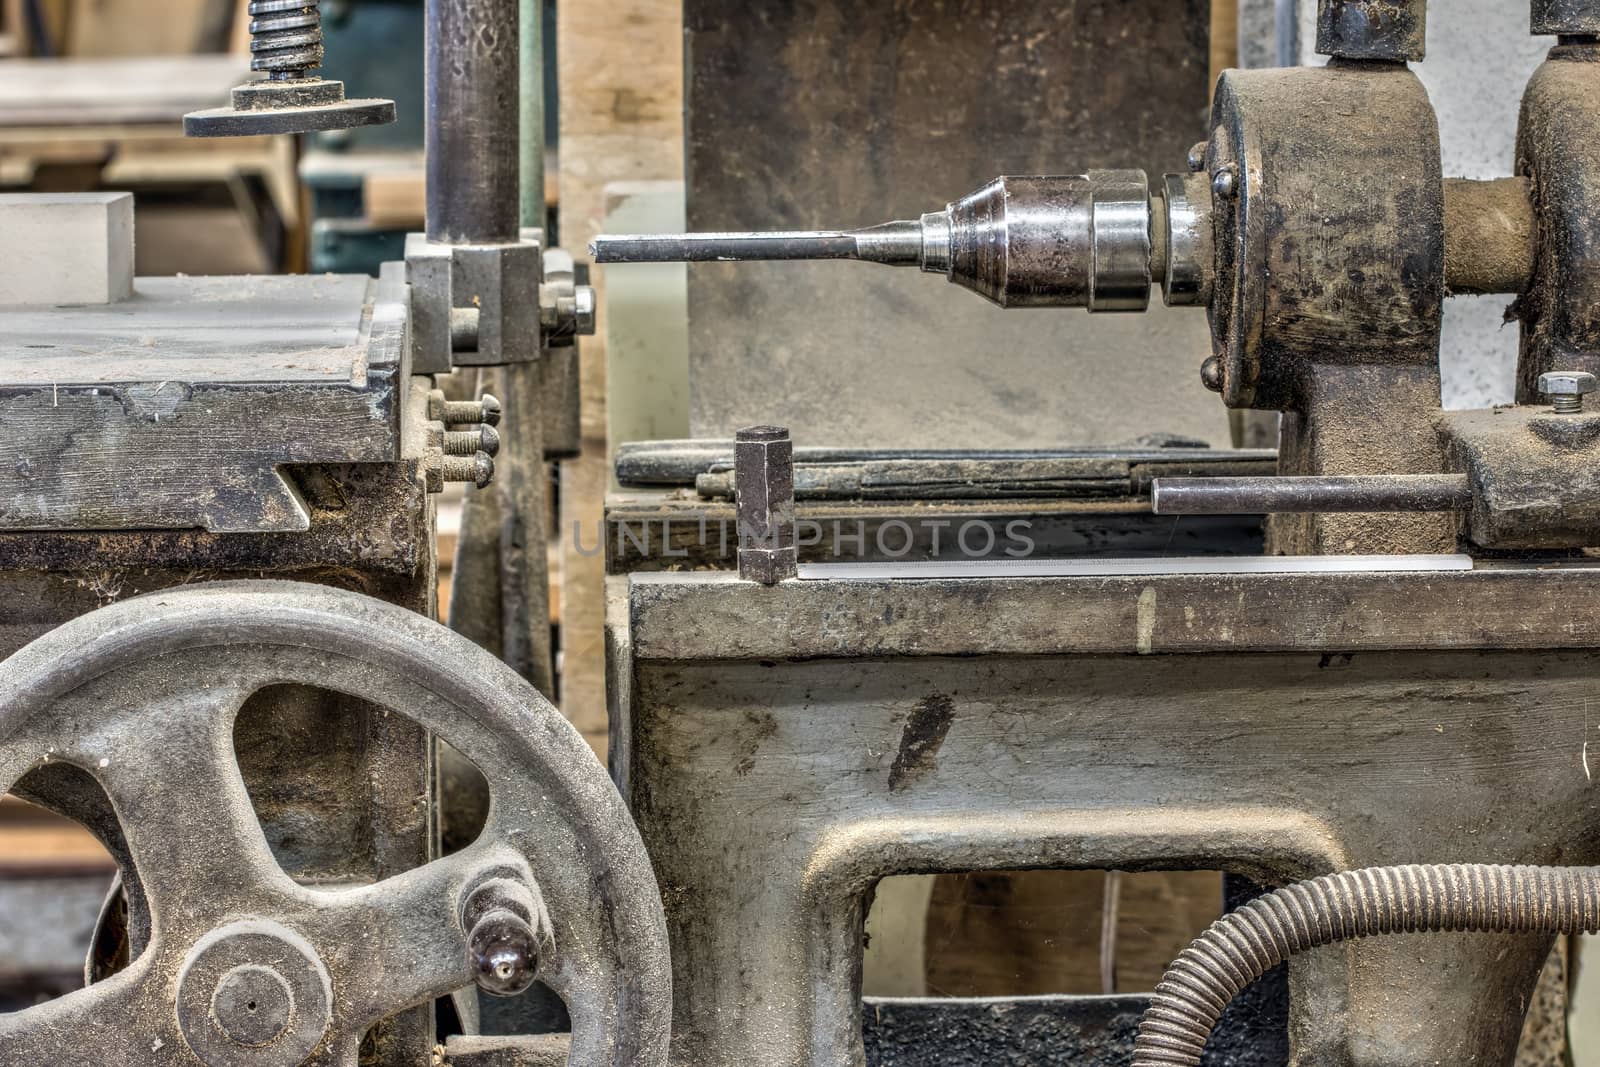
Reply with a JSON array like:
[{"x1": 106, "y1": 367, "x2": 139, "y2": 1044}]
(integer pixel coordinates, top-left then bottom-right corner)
[
  {"x1": 736, "y1": 424, "x2": 790, "y2": 444},
  {"x1": 1538, "y1": 371, "x2": 1598, "y2": 396},
  {"x1": 472, "y1": 452, "x2": 496, "y2": 488},
  {"x1": 1212, "y1": 167, "x2": 1239, "y2": 201},
  {"x1": 1200, "y1": 356, "x2": 1225, "y2": 394},
  {"x1": 574, "y1": 286, "x2": 597, "y2": 335},
  {"x1": 1186, "y1": 141, "x2": 1209, "y2": 173},
  {"x1": 478, "y1": 425, "x2": 501, "y2": 458},
  {"x1": 478, "y1": 393, "x2": 503, "y2": 427}
]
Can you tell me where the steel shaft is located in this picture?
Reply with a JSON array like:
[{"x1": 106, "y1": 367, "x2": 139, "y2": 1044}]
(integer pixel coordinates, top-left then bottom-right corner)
[{"x1": 1151, "y1": 474, "x2": 1472, "y2": 515}]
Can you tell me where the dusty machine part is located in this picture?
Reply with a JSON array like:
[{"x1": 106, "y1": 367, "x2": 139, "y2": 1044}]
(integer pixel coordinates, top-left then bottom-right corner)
[
  {"x1": 1443, "y1": 178, "x2": 1537, "y2": 295},
  {"x1": 0, "y1": 272, "x2": 408, "y2": 534},
  {"x1": 184, "y1": 1, "x2": 396, "y2": 136},
  {"x1": 1531, "y1": 0, "x2": 1600, "y2": 34},
  {"x1": 1539, "y1": 370, "x2": 1598, "y2": 412},
  {"x1": 1150, "y1": 474, "x2": 1470, "y2": 515},
  {"x1": 0, "y1": 582, "x2": 672, "y2": 1065},
  {"x1": 597, "y1": 172, "x2": 1159, "y2": 311},
  {"x1": 1441, "y1": 405, "x2": 1600, "y2": 549},
  {"x1": 1131, "y1": 863, "x2": 1600, "y2": 1067},
  {"x1": 611, "y1": 566, "x2": 1600, "y2": 1067},
  {"x1": 734, "y1": 426, "x2": 798, "y2": 585},
  {"x1": 1314, "y1": 0, "x2": 1428, "y2": 61},
  {"x1": 1514, "y1": 45, "x2": 1600, "y2": 402},
  {"x1": 425, "y1": 0, "x2": 520, "y2": 246},
  {"x1": 1206, "y1": 64, "x2": 1451, "y2": 555}
]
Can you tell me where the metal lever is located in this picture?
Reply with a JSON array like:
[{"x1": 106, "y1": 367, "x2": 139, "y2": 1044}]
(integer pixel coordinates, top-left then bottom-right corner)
[
  {"x1": 593, "y1": 171, "x2": 1171, "y2": 311},
  {"x1": 1152, "y1": 474, "x2": 1472, "y2": 515}
]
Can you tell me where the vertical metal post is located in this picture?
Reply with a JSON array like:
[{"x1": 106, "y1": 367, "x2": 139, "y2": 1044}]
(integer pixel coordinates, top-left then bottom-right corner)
[
  {"x1": 735, "y1": 426, "x2": 799, "y2": 584},
  {"x1": 426, "y1": 0, "x2": 522, "y2": 243},
  {"x1": 521, "y1": 0, "x2": 547, "y2": 229},
  {"x1": 487, "y1": 0, "x2": 554, "y2": 694},
  {"x1": 429, "y1": 0, "x2": 554, "y2": 695}
]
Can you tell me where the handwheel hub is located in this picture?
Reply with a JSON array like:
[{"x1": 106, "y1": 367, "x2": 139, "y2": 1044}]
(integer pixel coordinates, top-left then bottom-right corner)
[{"x1": 176, "y1": 920, "x2": 332, "y2": 1066}]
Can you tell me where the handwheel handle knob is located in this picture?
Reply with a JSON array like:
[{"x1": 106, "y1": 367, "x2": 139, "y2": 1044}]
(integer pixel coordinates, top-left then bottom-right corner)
[{"x1": 460, "y1": 874, "x2": 549, "y2": 997}]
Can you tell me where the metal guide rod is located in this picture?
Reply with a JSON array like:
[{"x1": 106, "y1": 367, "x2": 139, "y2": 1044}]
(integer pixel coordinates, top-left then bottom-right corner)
[
  {"x1": 592, "y1": 223, "x2": 923, "y2": 264},
  {"x1": 1151, "y1": 474, "x2": 1472, "y2": 515}
]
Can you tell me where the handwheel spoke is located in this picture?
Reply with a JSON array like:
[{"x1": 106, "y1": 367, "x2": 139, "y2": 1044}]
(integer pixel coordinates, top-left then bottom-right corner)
[
  {"x1": 0, "y1": 956, "x2": 172, "y2": 1060},
  {"x1": 91, "y1": 682, "x2": 289, "y2": 926},
  {"x1": 302, "y1": 851, "x2": 489, "y2": 1029}
]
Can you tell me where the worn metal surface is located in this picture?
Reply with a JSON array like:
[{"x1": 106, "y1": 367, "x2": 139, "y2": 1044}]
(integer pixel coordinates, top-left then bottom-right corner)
[
  {"x1": 1314, "y1": 0, "x2": 1428, "y2": 61},
  {"x1": 606, "y1": 489, "x2": 1264, "y2": 573},
  {"x1": 1206, "y1": 64, "x2": 1451, "y2": 555},
  {"x1": 621, "y1": 563, "x2": 1600, "y2": 659},
  {"x1": 1532, "y1": 0, "x2": 1600, "y2": 35},
  {"x1": 1151, "y1": 474, "x2": 1470, "y2": 515},
  {"x1": 1514, "y1": 46, "x2": 1600, "y2": 402},
  {"x1": 733, "y1": 427, "x2": 797, "y2": 585},
  {"x1": 1442, "y1": 406, "x2": 1600, "y2": 549},
  {"x1": 1443, "y1": 177, "x2": 1537, "y2": 296},
  {"x1": 184, "y1": 2, "x2": 396, "y2": 139},
  {"x1": 612, "y1": 568, "x2": 1600, "y2": 1067},
  {"x1": 425, "y1": 0, "x2": 520, "y2": 245},
  {"x1": 616, "y1": 442, "x2": 1275, "y2": 492},
  {"x1": 0, "y1": 273, "x2": 406, "y2": 534},
  {"x1": 0, "y1": 582, "x2": 671, "y2": 1065},
  {"x1": 683, "y1": 0, "x2": 1227, "y2": 449}
]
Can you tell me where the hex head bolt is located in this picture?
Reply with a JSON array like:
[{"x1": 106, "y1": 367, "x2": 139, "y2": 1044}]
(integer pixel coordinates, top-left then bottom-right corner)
[
  {"x1": 1539, "y1": 370, "x2": 1598, "y2": 414},
  {"x1": 735, "y1": 425, "x2": 798, "y2": 584}
]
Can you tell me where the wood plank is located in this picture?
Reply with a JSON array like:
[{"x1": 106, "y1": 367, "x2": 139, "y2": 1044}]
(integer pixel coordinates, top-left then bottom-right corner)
[{"x1": 557, "y1": 0, "x2": 684, "y2": 755}]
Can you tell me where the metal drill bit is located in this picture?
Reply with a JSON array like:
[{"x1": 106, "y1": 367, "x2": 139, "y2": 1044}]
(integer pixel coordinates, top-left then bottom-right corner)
[{"x1": 590, "y1": 220, "x2": 927, "y2": 266}]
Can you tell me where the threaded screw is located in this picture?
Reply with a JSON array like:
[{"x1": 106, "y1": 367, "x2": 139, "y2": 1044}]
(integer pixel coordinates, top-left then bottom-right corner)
[
  {"x1": 444, "y1": 426, "x2": 501, "y2": 458},
  {"x1": 428, "y1": 391, "x2": 502, "y2": 427},
  {"x1": 249, "y1": 0, "x2": 324, "y2": 82}
]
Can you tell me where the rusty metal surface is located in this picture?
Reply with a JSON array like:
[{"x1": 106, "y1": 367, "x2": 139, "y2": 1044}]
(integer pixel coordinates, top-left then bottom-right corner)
[
  {"x1": 683, "y1": 0, "x2": 1227, "y2": 449},
  {"x1": 0, "y1": 582, "x2": 672, "y2": 1065},
  {"x1": 612, "y1": 569, "x2": 1597, "y2": 1067}
]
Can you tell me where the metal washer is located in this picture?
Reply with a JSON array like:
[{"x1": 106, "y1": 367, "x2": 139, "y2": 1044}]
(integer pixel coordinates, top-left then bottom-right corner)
[{"x1": 184, "y1": 97, "x2": 396, "y2": 138}]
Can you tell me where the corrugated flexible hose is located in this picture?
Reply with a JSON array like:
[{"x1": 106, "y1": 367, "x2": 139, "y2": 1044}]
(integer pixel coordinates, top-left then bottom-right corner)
[{"x1": 1132, "y1": 864, "x2": 1600, "y2": 1066}]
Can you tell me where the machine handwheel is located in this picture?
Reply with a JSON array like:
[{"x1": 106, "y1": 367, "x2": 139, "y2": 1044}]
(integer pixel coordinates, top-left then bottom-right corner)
[{"x1": 0, "y1": 581, "x2": 671, "y2": 1066}]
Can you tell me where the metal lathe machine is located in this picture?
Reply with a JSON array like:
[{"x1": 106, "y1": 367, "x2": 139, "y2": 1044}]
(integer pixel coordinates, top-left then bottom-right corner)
[{"x1": 5, "y1": 0, "x2": 1600, "y2": 1065}]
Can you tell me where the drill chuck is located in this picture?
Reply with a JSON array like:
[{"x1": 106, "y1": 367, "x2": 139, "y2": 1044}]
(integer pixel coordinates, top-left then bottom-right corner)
[{"x1": 590, "y1": 169, "x2": 1203, "y2": 312}]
